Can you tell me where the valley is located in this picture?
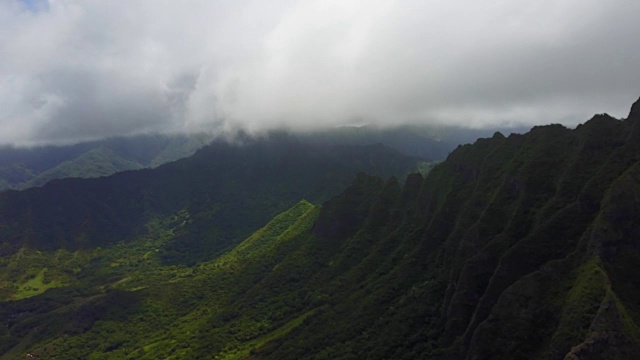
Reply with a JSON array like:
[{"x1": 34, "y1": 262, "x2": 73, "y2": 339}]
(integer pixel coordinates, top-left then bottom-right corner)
[{"x1": 0, "y1": 100, "x2": 639, "y2": 359}]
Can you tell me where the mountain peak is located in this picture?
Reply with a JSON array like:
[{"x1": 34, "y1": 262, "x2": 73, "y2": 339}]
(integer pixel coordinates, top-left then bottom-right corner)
[{"x1": 628, "y1": 96, "x2": 640, "y2": 120}]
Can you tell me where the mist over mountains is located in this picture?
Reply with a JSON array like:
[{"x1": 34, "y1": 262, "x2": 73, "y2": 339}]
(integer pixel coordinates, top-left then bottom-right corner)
[
  {"x1": 2, "y1": 1, "x2": 639, "y2": 145},
  {"x1": 0, "y1": 133, "x2": 214, "y2": 191},
  {"x1": 2, "y1": 1, "x2": 640, "y2": 358},
  {"x1": 0, "y1": 98, "x2": 639, "y2": 359},
  {"x1": 0, "y1": 124, "x2": 526, "y2": 192}
]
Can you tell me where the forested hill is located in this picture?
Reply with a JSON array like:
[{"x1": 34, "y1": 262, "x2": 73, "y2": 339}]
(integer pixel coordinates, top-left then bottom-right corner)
[
  {"x1": 1, "y1": 99, "x2": 640, "y2": 359},
  {"x1": 251, "y1": 98, "x2": 640, "y2": 359},
  {"x1": 0, "y1": 133, "x2": 214, "y2": 191},
  {"x1": 0, "y1": 137, "x2": 420, "y2": 263},
  {"x1": 0, "y1": 125, "x2": 522, "y2": 192}
]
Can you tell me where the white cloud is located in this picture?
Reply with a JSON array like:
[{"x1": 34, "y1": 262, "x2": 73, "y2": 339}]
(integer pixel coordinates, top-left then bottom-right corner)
[{"x1": 1, "y1": 0, "x2": 639, "y2": 145}]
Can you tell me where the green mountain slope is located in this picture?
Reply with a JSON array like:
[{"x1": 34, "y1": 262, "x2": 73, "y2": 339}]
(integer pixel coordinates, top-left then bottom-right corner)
[
  {"x1": 2, "y1": 99, "x2": 640, "y2": 359},
  {"x1": 251, "y1": 100, "x2": 640, "y2": 359},
  {"x1": 0, "y1": 200, "x2": 323, "y2": 359},
  {"x1": 0, "y1": 133, "x2": 214, "y2": 191},
  {"x1": 297, "y1": 123, "x2": 529, "y2": 161},
  {"x1": 0, "y1": 137, "x2": 420, "y2": 264},
  {"x1": 0, "y1": 125, "x2": 510, "y2": 192},
  {"x1": 22, "y1": 147, "x2": 144, "y2": 188}
]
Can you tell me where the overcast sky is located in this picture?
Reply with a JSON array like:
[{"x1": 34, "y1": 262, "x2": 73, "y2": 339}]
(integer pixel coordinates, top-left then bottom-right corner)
[{"x1": 1, "y1": 0, "x2": 639, "y2": 145}]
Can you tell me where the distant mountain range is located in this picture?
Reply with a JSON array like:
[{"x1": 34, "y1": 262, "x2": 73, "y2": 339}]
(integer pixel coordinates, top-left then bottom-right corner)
[
  {"x1": 295, "y1": 124, "x2": 528, "y2": 160},
  {"x1": 0, "y1": 133, "x2": 215, "y2": 191},
  {"x1": 0, "y1": 125, "x2": 525, "y2": 192},
  {"x1": 1, "y1": 100, "x2": 637, "y2": 359},
  {"x1": 0, "y1": 135, "x2": 421, "y2": 263}
]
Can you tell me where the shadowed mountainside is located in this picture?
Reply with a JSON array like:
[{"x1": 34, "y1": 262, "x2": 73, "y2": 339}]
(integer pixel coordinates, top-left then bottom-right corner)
[
  {"x1": 253, "y1": 99, "x2": 640, "y2": 359},
  {"x1": 0, "y1": 125, "x2": 522, "y2": 192},
  {"x1": 295, "y1": 124, "x2": 528, "y2": 161},
  {"x1": 0, "y1": 133, "x2": 215, "y2": 191},
  {"x1": 1, "y1": 99, "x2": 640, "y2": 359},
  {"x1": 0, "y1": 136, "x2": 420, "y2": 265}
]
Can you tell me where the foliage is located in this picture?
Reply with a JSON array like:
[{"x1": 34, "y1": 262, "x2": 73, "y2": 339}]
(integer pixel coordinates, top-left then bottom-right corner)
[
  {"x1": 0, "y1": 133, "x2": 215, "y2": 191},
  {"x1": 0, "y1": 137, "x2": 420, "y2": 265},
  {"x1": 0, "y1": 200, "x2": 322, "y2": 359},
  {"x1": 3, "y1": 100, "x2": 640, "y2": 359}
]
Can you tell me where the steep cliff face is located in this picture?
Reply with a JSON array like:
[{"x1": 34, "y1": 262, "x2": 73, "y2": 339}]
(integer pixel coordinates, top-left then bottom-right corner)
[
  {"x1": 257, "y1": 99, "x2": 640, "y2": 359},
  {"x1": 2, "y1": 100, "x2": 640, "y2": 359}
]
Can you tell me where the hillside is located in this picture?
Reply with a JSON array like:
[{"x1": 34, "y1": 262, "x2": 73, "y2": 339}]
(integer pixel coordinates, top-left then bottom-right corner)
[
  {"x1": 295, "y1": 124, "x2": 527, "y2": 161},
  {"x1": 0, "y1": 200, "x2": 323, "y2": 359},
  {"x1": 0, "y1": 136, "x2": 420, "y2": 264},
  {"x1": 253, "y1": 99, "x2": 640, "y2": 359},
  {"x1": 0, "y1": 133, "x2": 214, "y2": 191},
  {"x1": 1, "y1": 99, "x2": 640, "y2": 359},
  {"x1": 0, "y1": 125, "x2": 519, "y2": 192}
]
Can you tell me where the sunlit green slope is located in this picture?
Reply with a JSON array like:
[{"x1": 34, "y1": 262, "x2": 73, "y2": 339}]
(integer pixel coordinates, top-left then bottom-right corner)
[
  {"x1": 0, "y1": 133, "x2": 214, "y2": 191},
  {"x1": 0, "y1": 200, "x2": 322, "y2": 359},
  {"x1": 2, "y1": 98, "x2": 640, "y2": 359}
]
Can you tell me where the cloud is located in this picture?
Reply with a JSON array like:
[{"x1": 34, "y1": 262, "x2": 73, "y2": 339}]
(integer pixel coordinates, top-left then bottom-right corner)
[{"x1": 1, "y1": 0, "x2": 639, "y2": 145}]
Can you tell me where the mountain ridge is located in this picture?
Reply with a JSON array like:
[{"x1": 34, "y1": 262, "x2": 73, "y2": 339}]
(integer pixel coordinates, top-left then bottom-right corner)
[
  {"x1": 1, "y1": 98, "x2": 640, "y2": 359},
  {"x1": 0, "y1": 124, "x2": 524, "y2": 192},
  {"x1": 247, "y1": 98, "x2": 640, "y2": 359},
  {"x1": 0, "y1": 138, "x2": 421, "y2": 263},
  {"x1": 0, "y1": 133, "x2": 215, "y2": 191}
]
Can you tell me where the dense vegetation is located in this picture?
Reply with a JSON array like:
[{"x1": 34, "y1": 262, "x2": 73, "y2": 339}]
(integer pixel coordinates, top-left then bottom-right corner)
[
  {"x1": 0, "y1": 136, "x2": 419, "y2": 264},
  {"x1": 295, "y1": 124, "x2": 527, "y2": 161},
  {"x1": 0, "y1": 133, "x2": 214, "y2": 191},
  {"x1": 1, "y1": 99, "x2": 640, "y2": 359},
  {"x1": 0, "y1": 124, "x2": 509, "y2": 192}
]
